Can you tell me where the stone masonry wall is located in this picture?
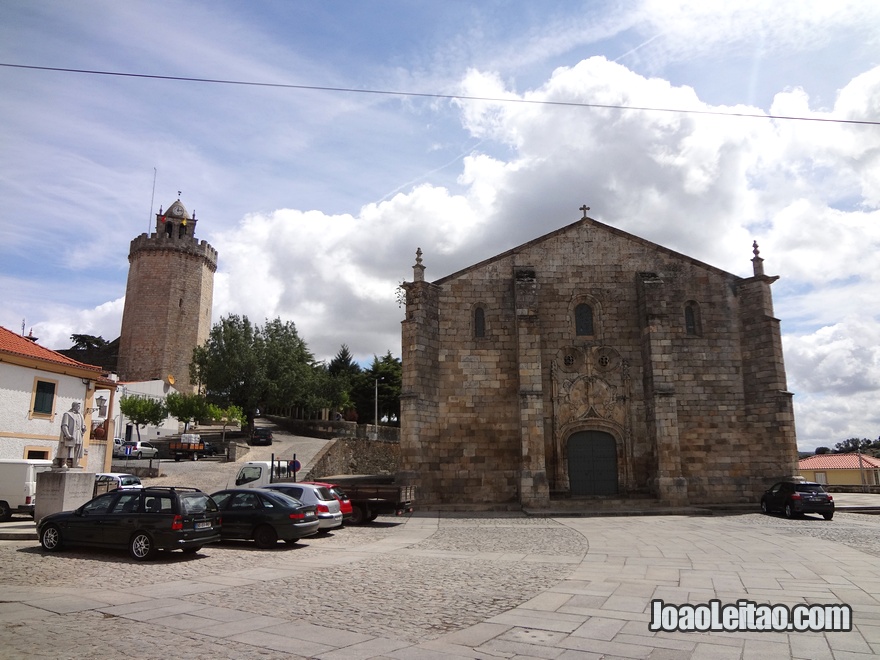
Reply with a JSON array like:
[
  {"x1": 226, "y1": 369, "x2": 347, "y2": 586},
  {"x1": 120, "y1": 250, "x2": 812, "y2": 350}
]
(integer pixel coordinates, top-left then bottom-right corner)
[
  {"x1": 402, "y1": 218, "x2": 799, "y2": 506},
  {"x1": 118, "y1": 233, "x2": 216, "y2": 393}
]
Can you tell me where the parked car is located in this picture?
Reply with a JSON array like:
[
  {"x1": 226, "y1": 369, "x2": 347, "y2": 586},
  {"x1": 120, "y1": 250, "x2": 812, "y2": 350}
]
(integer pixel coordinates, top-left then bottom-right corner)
[
  {"x1": 249, "y1": 427, "x2": 273, "y2": 446},
  {"x1": 112, "y1": 438, "x2": 124, "y2": 457},
  {"x1": 201, "y1": 441, "x2": 220, "y2": 456},
  {"x1": 761, "y1": 481, "x2": 835, "y2": 520},
  {"x1": 210, "y1": 488, "x2": 320, "y2": 547},
  {"x1": 95, "y1": 473, "x2": 143, "y2": 493},
  {"x1": 38, "y1": 486, "x2": 221, "y2": 560},
  {"x1": 263, "y1": 483, "x2": 343, "y2": 531},
  {"x1": 303, "y1": 481, "x2": 353, "y2": 522},
  {"x1": 120, "y1": 441, "x2": 159, "y2": 459}
]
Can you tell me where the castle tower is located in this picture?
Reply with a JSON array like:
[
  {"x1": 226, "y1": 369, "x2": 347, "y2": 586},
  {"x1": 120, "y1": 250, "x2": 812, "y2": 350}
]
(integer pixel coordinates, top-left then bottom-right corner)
[{"x1": 117, "y1": 198, "x2": 218, "y2": 392}]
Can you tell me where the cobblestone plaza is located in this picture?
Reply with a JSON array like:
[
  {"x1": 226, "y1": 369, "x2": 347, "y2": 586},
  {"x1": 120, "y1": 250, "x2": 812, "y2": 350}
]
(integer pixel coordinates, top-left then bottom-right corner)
[{"x1": 2, "y1": 509, "x2": 880, "y2": 659}]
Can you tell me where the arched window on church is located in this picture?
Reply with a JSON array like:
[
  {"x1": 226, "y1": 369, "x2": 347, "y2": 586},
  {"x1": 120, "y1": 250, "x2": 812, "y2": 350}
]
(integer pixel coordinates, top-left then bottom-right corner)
[
  {"x1": 165, "y1": 222, "x2": 173, "y2": 238},
  {"x1": 474, "y1": 306, "x2": 486, "y2": 338},
  {"x1": 685, "y1": 301, "x2": 701, "y2": 336},
  {"x1": 179, "y1": 223, "x2": 187, "y2": 239},
  {"x1": 574, "y1": 303, "x2": 593, "y2": 336}
]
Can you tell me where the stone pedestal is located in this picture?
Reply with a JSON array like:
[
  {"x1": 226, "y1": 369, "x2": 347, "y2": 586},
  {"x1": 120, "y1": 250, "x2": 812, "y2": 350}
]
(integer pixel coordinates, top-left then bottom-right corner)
[{"x1": 35, "y1": 469, "x2": 94, "y2": 523}]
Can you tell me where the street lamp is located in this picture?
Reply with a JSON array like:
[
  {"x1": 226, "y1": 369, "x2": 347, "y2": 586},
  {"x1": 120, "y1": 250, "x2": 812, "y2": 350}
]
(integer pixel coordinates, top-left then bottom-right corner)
[{"x1": 374, "y1": 377, "x2": 384, "y2": 440}]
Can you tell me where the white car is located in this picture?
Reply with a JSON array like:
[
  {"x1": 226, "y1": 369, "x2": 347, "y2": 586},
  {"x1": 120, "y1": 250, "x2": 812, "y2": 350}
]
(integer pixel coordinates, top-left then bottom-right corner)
[
  {"x1": 263, "y1": 483, "x2": 343, "y2": 530},
  {"x1": 120, "y1": 441, "x2": 159, "y2": 459},
  {"x1": 95, "y1": 473, "x2": 143, "y2": 492}
]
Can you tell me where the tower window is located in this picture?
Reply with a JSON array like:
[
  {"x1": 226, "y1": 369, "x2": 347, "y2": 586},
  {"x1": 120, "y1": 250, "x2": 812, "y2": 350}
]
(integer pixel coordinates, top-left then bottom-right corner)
[
  {"x1": 474, "y1": 306, "x2": 486, "y2": 338},
  {"x1": 575, "y1": 303, "x2": 593, "y2": 336},
  {"x1": 685, "y1": 301, "x2": 701, "y2": 336},
  {"x1": 165, "y1": 222, "x2": 173, "y2": 238},
  {"x1": 179, "y1": 224, "x2": 187, "y2": 238}
]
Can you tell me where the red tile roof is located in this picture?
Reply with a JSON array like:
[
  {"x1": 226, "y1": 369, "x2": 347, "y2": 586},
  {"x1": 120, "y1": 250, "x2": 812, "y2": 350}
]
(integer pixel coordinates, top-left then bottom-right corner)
[
  {"x1": 799, "y1": 453, "x2": 880, "y2": 470},
  {"x1": 0, "y1": 326, "x2": 103, "y2": 373}
]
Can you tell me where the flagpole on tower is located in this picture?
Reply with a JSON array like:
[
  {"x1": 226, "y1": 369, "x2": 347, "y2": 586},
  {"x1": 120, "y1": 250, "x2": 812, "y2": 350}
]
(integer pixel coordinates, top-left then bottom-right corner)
[{"x1": 148, "y1": 167, "x2": 157, "y2": 234}]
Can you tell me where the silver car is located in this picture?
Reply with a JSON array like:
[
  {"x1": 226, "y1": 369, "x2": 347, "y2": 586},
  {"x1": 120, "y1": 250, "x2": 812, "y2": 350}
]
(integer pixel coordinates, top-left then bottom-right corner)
[
  {"x1": 263, "y1": 483, "x2": 343, "y2": 530},
  {"x1": 120, "y1": 441, "x2": 159, "y2": 459},
  {"x1": 95, "y1": 473, "x2": 143, "y2": 494}
]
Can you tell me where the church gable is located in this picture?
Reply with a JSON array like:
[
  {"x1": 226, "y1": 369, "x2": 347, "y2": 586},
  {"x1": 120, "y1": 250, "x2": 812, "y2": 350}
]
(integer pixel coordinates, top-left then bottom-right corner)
[{"x1": 400, "y1": 214, "x2": 797, "y2": 510}]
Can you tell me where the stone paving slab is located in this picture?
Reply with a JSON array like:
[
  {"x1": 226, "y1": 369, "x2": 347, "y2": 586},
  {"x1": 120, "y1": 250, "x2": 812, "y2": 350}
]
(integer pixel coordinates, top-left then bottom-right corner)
[{"x1": 2, "y1": 511, "x2": 880, "y2": 658}]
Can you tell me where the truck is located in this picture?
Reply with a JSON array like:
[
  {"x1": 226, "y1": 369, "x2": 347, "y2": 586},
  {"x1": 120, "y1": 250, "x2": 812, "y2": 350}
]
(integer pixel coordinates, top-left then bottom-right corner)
[
  {"x1": 232, "y1": 461, "x2": 415, "y2": 524},
  {"x1": 0, "y1": 459, "x2": 55, "y2": 521},
  {"x1": 168, "y1": 433, "x2": 205, "y2": 461}
]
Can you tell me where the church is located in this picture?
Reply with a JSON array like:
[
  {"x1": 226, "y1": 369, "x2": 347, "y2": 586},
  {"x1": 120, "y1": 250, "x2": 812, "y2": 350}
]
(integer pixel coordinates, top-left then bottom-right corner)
[{"x1": 399, "y1": 212, "x2": 798, "y2": 508}]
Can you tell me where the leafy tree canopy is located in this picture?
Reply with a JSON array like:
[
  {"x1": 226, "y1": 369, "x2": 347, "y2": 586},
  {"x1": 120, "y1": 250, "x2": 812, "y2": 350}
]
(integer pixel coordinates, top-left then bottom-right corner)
[
  {"x1": 833, "y1": 437, "x2": 874, "y2": 453},
  {"x1": 69, "y1": 334, "x2": 107, "y2": 350},
  {"x1": 191, "y1": 315, "x2": 335, "y2": 425},
  {"x1": 329, "y1": 344, "x2": 361, "y2": 378},
  {"x1": 165, "y1": 392, "x2": 211, "y2": 432},
  {"x1": 349, "y1": 351, "x2": 402, "y2": 425},
  {"x1": 119, "y1": 395, "x2": 166, "y2": 442}
]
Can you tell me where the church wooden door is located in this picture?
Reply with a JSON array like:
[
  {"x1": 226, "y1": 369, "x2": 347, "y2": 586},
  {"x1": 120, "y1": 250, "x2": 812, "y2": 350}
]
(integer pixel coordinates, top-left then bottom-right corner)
[{"x1": 567, "y1": 430, "x2": 618, "y2": 496}]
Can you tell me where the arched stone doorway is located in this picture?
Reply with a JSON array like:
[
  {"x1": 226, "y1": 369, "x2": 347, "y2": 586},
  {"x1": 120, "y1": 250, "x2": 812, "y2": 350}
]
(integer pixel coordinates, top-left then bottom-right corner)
[{"x1": 567, "y1": 430, "x2": 618, "y2": 496}]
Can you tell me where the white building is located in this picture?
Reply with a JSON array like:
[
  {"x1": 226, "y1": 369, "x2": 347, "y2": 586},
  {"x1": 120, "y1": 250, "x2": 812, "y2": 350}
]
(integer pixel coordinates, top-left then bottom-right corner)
[{"x1": 0, "y1": 326, "x2": 111, "y2": 472}]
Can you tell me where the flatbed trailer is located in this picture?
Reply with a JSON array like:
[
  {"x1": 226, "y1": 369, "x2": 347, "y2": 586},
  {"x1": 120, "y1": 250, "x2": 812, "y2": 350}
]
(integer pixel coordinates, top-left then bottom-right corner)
[
  {"x1": 321, "y1": 475, "x2": 416, "y2": 525},
  {"x1": 169, "y1": 434, "x2": 205, "y2": 461}
]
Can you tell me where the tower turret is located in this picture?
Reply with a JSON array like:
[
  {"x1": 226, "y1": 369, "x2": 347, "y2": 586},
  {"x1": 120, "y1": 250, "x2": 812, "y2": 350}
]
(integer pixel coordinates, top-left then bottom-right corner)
[{"x1": 117, "y1": 198, "x2": 217, "y2": 392}]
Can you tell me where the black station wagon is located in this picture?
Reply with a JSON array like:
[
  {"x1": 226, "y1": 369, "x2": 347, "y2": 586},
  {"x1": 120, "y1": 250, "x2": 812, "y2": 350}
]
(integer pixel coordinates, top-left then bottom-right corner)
[{"x1": 38, "y1": 486, "x2": 221, "y2": 560}]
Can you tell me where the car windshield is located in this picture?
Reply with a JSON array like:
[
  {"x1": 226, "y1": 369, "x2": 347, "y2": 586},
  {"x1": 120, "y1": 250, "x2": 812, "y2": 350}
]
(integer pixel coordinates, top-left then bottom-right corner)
[
  {"x1": 120, "y1": 476, "x2": 141, "y2": 486},
  {"x1": 330, "y1": 487, "x2": 348, "y2": 499},
  {"x1": 795, "y1": 484, "x2": 826, "y2": 493}
]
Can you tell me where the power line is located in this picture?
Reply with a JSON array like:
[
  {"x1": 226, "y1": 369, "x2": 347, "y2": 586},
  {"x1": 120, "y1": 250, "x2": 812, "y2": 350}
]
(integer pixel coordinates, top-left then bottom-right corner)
[{"x1": 2, "y1": 62, "x2": 878, "y2": 127}]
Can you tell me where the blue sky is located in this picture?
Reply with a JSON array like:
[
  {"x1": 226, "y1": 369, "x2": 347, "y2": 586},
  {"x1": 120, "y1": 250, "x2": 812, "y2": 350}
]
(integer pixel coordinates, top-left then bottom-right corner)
[{"x1": 2, "y1": 1, "x2": 879, "y2": 450}]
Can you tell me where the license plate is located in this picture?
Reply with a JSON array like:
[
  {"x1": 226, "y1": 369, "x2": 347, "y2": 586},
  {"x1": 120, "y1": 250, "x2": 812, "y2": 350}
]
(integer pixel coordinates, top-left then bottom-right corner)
[{"x1": 195, "y1": 521, "x2": 212, "y2": 529}]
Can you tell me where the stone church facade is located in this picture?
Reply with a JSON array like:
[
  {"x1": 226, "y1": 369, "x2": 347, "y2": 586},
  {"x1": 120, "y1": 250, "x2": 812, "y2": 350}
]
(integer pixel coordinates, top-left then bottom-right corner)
[
  {"x1": 117, "y1": 199, "x2": 217, "y2": 393},
  {"x1": 399, "y1": 214, "x2": 798, "y2": 508}
]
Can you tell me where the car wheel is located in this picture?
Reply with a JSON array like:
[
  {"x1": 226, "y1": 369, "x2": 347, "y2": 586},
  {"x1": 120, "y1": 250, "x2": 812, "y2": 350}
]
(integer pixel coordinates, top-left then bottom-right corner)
[
  {"x1": 784, "y1": 503, "x2": 796, "y2": 519},
  {"x1": 823, "y1": 512, "x2": 834, "y2": 521},
  {"x1": 253, "y1": 525, "x2": 278, "y2": 548},
  {"x1": 182, "y1": 546, "x2": 202, "y2": 554},
  {"x1": 760, "y1": 499, "x2": 768, "y2": 514},
  {"x1": 284, "y1": 538, "x2": 300, "y2": 546},
  {"x1": 40, "y1": 524, "x2": 63, "y2": 551},
  {"x1": 348, "y1": 505, "x2": 367, "y2": 525},
  {"x1": 368, "y1": 511, "x2": 379, "y2": 522},
  {"x1": 129, "y1": 531, "x2": 157, "y2": 560},
  {"x1": 0, "y1": 500, "x2": 12, "y2": 522},
  {"x1": 136, "y1": 452, "x2": 143, "y2": 459}
]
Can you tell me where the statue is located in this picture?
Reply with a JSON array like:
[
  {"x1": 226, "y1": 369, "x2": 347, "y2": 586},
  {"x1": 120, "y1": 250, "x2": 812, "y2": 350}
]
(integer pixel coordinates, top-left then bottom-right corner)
[{"x1": 57, "y1": 402, "x2": 85, "y2": 468}]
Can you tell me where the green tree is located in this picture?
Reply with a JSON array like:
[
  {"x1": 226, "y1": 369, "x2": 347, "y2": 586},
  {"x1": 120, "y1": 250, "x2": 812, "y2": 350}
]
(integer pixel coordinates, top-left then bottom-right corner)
[
  {"x1": 350, "y1": 351, "x2": 402, "y2": 426},
  {"x1": 815, "y1": 446, "x2": 830, "y2": 455},
  {"x1": 165, "y1": 392, "x2": 210, "y2": 432},
  {"x1": 206, "y1": 403, "x2": 244, "y2": 442},
  {"x1": 69, "y1": 334, "x2": 107, "y2": 350},
  {"x1": 833, "y1": 438, "x2": 872, "y2": 453},
  {"x1": 191, "y1": 315, "x2": 266, "y2": 428},
  {"x1": 327, "y1": 344, "x2": 361, "y2": 416},
  {"x1": 262, "y1": 318, "x2": 314, "y2": 412},
  {"x1": 119, "y1": 395, "x2": 167, "y2": 442},
  {"x1": 329, "y1": 344, "x2": 361, "y2": 378},
  {"x1": 192, "y1": 315, "x2": 331, "y2": 425}
]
